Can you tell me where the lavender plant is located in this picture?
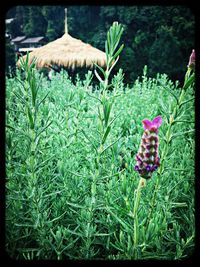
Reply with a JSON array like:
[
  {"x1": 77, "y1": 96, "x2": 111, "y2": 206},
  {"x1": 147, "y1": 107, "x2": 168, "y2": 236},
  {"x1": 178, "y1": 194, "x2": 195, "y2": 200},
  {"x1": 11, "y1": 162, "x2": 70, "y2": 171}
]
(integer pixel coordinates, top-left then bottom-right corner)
[
  {"x1": 133, "y1": 116, "x2": 162, "y2": 258},
  {"x1": 6, "y1": 54, "x2": 54, "y2": 258},
  {"x1": 94, "y1": 21, "x2": 124, "y2": 163},
  {"x1": 74, "y1": 22, "x2": 124, "y2": 258},
  {"x1": 5, "y1": 29, "x2": 195, "y2": 260},
  {"x1": 145, "y1": 49, "x2": 195, "y2": 229}
]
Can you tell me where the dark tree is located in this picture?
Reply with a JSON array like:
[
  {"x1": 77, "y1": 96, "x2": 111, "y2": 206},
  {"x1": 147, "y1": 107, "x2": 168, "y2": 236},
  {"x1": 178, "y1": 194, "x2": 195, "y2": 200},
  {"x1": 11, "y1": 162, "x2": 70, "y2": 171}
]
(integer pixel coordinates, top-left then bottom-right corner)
[
  {"x1": 23, "y1": 6, "x2": 47, "y2": 37},
  {"x1": 5, "y1": 5, "x2": 195, "y2": 83}
]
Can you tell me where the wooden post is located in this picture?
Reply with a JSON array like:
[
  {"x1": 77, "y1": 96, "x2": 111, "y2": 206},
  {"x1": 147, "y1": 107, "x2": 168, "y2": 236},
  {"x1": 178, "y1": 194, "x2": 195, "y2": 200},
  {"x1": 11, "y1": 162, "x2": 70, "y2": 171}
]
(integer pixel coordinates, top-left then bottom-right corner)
[{"x1": 65, "y1": 8, "x2": 68, "y2": 34}]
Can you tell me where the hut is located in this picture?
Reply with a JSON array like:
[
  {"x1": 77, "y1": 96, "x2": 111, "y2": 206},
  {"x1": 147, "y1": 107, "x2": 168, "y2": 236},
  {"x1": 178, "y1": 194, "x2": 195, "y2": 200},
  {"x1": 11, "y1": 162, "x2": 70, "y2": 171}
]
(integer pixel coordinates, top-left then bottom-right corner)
[
  {"x1": 17, "y1": 9, "x2": 106, "y2": 71},
  {"x1": 19, "y1": 36, "x2": 46, "y2": 51},
  {"x1": 11, "y1": 36, "x2": 26, "y2": 51}
]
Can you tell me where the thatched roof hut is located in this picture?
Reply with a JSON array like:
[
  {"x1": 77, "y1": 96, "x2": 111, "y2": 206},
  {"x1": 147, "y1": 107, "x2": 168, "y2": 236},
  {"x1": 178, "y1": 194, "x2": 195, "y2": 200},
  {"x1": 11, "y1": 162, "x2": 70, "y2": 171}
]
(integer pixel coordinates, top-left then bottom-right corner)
[
  {"x1": 17, "y1": 33, "x2": 106, "y2": 69},
  {"x1": 17, "y1": 9, "x2": 106, "y2": 70}
]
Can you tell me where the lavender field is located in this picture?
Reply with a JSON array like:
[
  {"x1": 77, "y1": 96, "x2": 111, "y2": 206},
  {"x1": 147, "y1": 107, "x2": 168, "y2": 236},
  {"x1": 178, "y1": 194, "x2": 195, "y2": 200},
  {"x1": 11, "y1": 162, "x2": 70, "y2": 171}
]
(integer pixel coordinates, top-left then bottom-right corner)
[{"x1": 5, "y1": 22, "x2": 195, "y2": 260}]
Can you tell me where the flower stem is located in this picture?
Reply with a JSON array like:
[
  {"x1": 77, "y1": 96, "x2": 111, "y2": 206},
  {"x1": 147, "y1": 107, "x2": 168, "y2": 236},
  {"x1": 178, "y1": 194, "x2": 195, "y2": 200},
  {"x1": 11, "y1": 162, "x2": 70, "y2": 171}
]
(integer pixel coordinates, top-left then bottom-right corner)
[
  {"x1": 145, "y1": 69, "x2": 194, "y2": 229},
  {"x1": 133, "y1": 177, "x2": 145, "y2": 259}
]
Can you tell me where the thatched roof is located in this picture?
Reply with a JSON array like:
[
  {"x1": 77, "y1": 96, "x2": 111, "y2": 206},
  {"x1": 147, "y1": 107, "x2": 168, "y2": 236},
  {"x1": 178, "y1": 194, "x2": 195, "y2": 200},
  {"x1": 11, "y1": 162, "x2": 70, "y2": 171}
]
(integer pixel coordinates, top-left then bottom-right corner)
[{"x1": 17, "y1": 33, "x2": 106, "y2": 70}]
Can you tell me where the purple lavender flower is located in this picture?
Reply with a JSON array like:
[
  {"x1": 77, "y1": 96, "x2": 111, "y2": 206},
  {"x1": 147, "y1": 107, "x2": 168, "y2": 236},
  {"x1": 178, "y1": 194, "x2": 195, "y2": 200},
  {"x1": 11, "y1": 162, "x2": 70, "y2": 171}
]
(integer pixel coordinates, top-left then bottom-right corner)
[
  {"x1": 187, "y1": 49, "x2": 195, "y2": 69},
  {"x1": 134, "y1": 116, "x2": 162, "y2": 179}
]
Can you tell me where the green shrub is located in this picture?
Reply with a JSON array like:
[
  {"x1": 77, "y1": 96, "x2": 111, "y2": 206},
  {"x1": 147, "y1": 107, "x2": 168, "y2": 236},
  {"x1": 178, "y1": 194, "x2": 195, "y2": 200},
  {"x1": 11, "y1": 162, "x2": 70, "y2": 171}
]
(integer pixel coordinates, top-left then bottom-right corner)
[{"x1": 5, "y1": 24, "x2": 195, "y2": 260}]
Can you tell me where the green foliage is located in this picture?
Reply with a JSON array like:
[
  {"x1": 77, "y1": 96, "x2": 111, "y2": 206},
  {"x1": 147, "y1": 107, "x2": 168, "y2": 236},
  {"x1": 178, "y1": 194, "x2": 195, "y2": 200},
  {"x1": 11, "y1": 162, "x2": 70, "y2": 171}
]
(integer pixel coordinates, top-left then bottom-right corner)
[
  {"x1": 148, "y1": 25, "x2": 183, "y2": 80},
  {"x1": 46, "y1": 21, "x2": 56, "y2": 41},
  {"x1": 5, "y1": 20, "x2": 195, "y2": 261},
  {"x1": 42, "y1": 6, "x2": 64, "y2": 39},
  {"x1": 6, "y1": 56, "x2": 195, "y2": 260},
  {"x1": 23, "y1": 7, "x2": 47, "y2": 37}
]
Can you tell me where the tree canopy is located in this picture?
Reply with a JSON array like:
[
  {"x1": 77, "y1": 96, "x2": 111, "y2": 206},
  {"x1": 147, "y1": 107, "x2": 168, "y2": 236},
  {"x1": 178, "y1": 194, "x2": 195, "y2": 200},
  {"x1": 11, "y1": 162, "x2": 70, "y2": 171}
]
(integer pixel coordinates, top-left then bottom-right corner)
[{"x1": 6, "y1": 5, "x2": 195, "y2": 84}]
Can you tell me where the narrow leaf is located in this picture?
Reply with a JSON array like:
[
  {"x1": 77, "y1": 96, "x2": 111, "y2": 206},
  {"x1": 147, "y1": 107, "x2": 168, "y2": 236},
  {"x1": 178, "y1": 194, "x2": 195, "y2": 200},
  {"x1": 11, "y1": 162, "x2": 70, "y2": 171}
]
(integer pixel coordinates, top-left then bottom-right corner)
[
  {"x1": 102, "y1": 126, "x2": 111, "y2": 145},
  {"x1": 183, "y1": 73, "x2": 195, "y2": 90},
  {"x1": 93, "y1": 62, "x2": 106, "y2": 77},
  {"x1": 37, "y1": 93, "x2": 50, "y2": 109},
  {"x1": 107, "y1": 207, "x2": 133, "y2": 232},
  {"x1": 179, "y1": 97, "x2": 195, "y2": 108},
  {"x1": 112, "y1": 44, "x2": 124, "y2": 61},
  {"x1": 94, "y1": 69, "x2": 103, "y2": 84},
  {"x1": 27, "y1": 106, "x2": 34, "y2": 129},
  {"x1": 36, "y1": 120, "x2": 52, "y2": 137},
  {"x1": 172, "y1": 129, "x2": 195, "y2": 139},
  {"x1": 100, "y1": 135, "x2": 123, "y2": 155},
  {"x1": 108, "y1": 56, "x2": 120, "y2": 73}
]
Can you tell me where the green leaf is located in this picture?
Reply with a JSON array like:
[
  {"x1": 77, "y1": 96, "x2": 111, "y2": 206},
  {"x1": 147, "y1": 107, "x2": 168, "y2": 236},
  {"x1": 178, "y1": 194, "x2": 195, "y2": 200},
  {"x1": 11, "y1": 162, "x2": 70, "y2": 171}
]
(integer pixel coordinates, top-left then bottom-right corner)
[
  {"x1": 110, "y1": 241, "x2": 124, "y2": 252},
  {"x1": 100, "y1": 135, "x2": 123, "y2": 155},
  {"x1": 66, "y1": 201, "x2": 86, "y2": 209},
  {"x1": 37, "y1": 92, "x2": 50, "y2": 108},
  {"x1": 12, "y1": 90, "x2": 27, "y2": 105},
  {"x1": 107, "y1": 31, "x2": 112, "y2": 53},
  {"x1": 103, "y1": 99, "x2": 113, "y2": 127},
  {"x1": 49, "y1": 210, "x2": 68, "y2": 223},
  {"x1": 107, "y1": 112, "x2": 121, "y2": 128},
  {"x1": 107, "y1": 207, "x2": 133, "y2": 232},
  {"x1": 94, "y1": 232, "x2": 114, "y2": 236},
  {"x1": 80, "y1": 128, "x2": 98, "y2": 153},
  {"x1": 179, "y1": 97, "x2": 195, "y2": 108},
  {"x1": 25, "y1": 52, "x2": 29, "y2": 67},
  {"x1": 171, "y1": 202, "x2": 187, "y2": 208},
  {"x1": 172, "y1": 129, "x2": 195, "y2": 139},
  {"x1": 36, "y1": 120, "x2": 52, "y2": 137},
  {"x1": 86, "y1": 92, "x2": 102, "y2": 104},
  {"x1": 94, "y1": 69, "x2": 103, "y2": 84},
  {"x1": 105, "y1": 41, "x2": 109, "y2": 63},
  {"x1": 6, "y1": 124, "x2": 31, "y2": 140},
  {"x1": 112, "y1": 24, "x2": 124, "y2": 54},
  {"x1": 108, "y1": 56, "x2": 120, "y2": 74},
  {"x1": 102, "y1": 126, "x2": 111, "y2": 145},
  {"x1": 93, "y1": 62, "x2": 106, "y2": 78},
  {"x1": 164, "y1": 87, "x2": 179, "y2": 104},
  {"x1": 173, "y1": 119, "x2": 195, "y2": 124},
  {"x1": 112, "y1": 44, "x2": 124, "y2": 61},
  {"x1": 27, "y1": 106, "x2": 34, "y2": 129},
  {"x1": 30, "y1": 75, "x2": 38, "y2": 107},
  {"x1": 158, "y1": 99, "x2": 170, "y2": 116},
  {"x1": 183, "y1": 73, "x2": 195, "y2": 91}
]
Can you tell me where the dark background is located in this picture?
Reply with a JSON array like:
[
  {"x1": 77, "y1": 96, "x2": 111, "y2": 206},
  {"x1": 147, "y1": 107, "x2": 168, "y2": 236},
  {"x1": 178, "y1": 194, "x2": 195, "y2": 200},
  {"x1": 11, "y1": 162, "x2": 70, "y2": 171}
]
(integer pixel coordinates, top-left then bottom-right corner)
[{"x1": 5, "y1": 5, "x2": 195, "y2": 85}]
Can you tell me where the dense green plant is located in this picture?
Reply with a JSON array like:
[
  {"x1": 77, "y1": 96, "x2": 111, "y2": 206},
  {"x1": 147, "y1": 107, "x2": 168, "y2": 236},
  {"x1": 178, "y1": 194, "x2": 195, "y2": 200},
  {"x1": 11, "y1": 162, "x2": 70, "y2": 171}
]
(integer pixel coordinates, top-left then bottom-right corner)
[{"x1": 5, "y1": 23, "x2": 195, "y2": 260}]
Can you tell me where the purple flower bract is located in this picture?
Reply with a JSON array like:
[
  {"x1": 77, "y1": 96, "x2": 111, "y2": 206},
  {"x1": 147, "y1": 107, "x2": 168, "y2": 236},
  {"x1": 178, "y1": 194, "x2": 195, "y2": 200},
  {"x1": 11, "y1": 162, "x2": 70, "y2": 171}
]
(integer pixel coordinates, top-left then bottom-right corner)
[{"x1": 134, "y1": 116, "x2": 162, "y2": 179}]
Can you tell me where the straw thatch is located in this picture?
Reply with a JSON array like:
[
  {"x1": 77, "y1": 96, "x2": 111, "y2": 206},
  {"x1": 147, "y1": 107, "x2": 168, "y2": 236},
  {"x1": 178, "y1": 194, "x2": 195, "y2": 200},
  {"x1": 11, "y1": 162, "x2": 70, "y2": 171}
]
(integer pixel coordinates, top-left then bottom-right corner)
[{"x1": 17, "y1": 33, "x2": 106, "y2": 70}]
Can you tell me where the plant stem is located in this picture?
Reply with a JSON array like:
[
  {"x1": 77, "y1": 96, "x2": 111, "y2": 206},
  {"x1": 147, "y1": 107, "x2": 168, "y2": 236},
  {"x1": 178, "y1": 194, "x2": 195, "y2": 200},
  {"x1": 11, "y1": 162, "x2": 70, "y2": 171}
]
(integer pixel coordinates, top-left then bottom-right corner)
[
  {"x1": 145, "y1": 69, "x2": 194, "y2": 229},
  {"x1": 133, "y1": 177, "x2": 145, "y2": 259},
  {"x1": 145, "y1": 109, "x2": 178, "y2": 228},
  {"x1": 94, "y1": 22, "x2": 124, "y2": 166}
]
